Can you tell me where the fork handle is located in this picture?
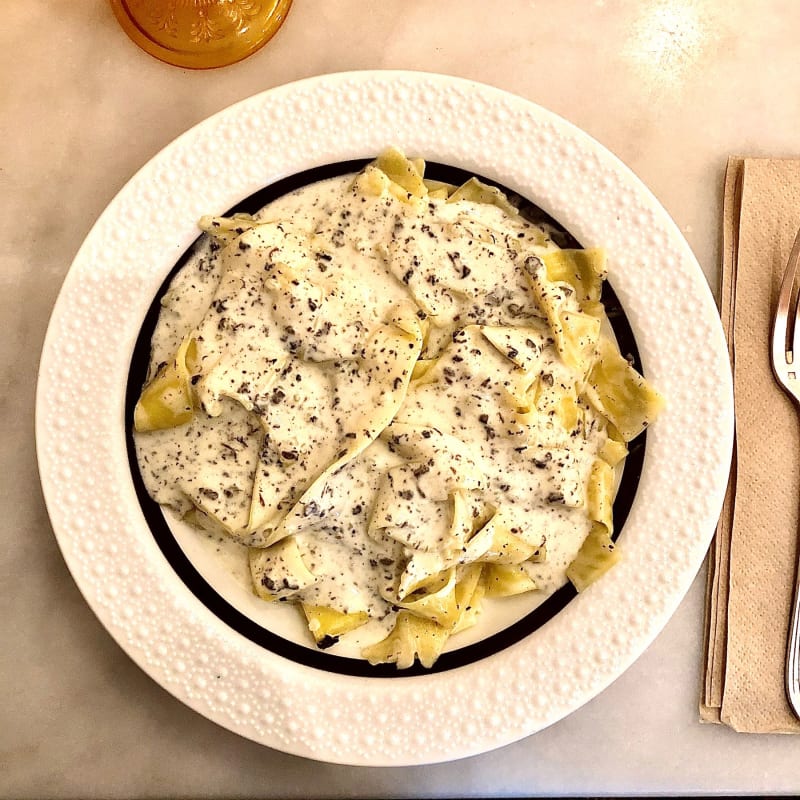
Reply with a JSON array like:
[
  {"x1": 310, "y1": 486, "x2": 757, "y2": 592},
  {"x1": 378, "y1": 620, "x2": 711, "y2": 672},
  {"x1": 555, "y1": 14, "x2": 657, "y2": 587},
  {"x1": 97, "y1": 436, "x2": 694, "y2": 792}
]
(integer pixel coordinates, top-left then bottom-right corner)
[{"x1": 787, "y1": 550, "x2": 800, "y2": 716}]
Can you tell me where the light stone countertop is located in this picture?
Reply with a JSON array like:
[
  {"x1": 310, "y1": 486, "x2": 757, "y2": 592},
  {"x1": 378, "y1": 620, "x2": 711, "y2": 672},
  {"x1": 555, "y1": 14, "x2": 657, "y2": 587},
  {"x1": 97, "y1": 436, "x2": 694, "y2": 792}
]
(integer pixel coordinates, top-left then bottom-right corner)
[{"x1": 3, "y1": 1, "x2": 799, "y2": 796}]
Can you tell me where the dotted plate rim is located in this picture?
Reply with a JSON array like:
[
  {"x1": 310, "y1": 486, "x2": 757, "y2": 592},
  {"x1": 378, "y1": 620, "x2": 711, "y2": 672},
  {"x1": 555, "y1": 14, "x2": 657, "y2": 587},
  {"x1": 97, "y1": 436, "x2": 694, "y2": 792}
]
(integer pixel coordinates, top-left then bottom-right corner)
[{"x1": 35, "y1": 70, "x2": 733, "y2": 766}]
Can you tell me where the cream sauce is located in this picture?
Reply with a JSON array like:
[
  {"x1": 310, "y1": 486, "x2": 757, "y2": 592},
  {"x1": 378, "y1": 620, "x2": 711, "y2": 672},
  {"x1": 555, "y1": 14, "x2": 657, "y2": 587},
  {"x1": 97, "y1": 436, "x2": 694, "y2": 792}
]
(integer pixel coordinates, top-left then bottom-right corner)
[{"x1": 134, "y1": 172, "x2": 608, "y2": 634}]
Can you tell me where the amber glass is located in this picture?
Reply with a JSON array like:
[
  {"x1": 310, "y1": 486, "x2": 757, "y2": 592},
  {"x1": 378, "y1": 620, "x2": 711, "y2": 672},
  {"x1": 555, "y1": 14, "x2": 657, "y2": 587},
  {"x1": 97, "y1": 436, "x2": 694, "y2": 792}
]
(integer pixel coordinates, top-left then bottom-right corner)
[{"x1": 109, "y1": 0, "x2": 293, "y2": 69}]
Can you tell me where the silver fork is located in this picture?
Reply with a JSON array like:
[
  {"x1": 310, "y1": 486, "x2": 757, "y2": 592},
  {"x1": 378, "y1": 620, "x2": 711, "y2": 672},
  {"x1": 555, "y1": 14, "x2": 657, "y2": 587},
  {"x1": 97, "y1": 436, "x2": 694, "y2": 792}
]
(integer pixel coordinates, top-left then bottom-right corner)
[{"x1": 770, "y1": 225, "x2": 800, "y2": 719}]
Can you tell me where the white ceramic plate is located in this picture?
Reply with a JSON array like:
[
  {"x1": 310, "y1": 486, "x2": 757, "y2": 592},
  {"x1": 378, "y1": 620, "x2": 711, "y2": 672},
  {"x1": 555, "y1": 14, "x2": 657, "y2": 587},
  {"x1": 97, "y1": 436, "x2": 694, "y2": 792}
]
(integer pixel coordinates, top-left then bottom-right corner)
[{"x1": 36, "y1": 71, "x2": 733, "y2": 766}]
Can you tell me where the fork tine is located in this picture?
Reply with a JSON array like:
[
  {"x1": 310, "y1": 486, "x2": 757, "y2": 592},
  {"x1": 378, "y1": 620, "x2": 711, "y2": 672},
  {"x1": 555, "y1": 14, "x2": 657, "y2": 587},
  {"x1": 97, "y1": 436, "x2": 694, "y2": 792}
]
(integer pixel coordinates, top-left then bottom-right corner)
[
  {"x1": 789, "y1": 234, "x2": 800, "y2": 365},
  {"x1": 794, "y1": 282, "x2": 800, "y2": 369},
  {"x1": 774, "y1": 227, "x2": 800, "y2": 371}
]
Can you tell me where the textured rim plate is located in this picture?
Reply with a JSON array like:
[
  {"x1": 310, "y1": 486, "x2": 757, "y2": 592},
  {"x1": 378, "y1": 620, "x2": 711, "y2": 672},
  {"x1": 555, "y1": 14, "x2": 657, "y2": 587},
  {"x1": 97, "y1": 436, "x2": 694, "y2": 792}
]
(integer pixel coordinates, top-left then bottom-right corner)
[{"x1": 36, "y1": 71, "x2": 733, "y2": 766}]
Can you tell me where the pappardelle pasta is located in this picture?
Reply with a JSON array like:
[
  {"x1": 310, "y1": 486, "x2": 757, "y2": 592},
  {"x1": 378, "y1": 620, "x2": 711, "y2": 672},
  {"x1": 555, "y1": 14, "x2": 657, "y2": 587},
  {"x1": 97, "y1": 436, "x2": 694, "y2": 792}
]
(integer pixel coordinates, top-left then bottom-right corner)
[{"x1": 134, "y1": 149, "x2": 663, "y2": 668}]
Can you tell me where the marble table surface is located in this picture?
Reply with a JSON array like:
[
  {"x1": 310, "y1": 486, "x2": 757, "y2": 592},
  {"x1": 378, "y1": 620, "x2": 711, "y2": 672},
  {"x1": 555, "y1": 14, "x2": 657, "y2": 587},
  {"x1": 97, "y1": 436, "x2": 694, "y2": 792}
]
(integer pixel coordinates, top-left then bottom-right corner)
[{"x1": 4, "y1": 1, "x2": 800, "y2": 796}]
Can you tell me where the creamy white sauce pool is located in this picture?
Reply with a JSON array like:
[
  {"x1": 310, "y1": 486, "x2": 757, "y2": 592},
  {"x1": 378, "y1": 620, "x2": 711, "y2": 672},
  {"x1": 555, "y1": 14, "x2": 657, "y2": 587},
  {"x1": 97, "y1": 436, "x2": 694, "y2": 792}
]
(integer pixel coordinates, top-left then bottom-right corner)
[{"x1": 134, "y1": 172, "x2": 610, "y2": 644}]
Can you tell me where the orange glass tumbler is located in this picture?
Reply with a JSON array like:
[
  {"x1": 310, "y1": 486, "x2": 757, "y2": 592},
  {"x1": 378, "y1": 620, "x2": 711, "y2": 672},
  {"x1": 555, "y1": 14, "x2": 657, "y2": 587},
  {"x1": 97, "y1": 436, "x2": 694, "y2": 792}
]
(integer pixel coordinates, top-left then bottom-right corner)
[{"x1": 109, "y1": 0, "x2": 293, "y2": 69}]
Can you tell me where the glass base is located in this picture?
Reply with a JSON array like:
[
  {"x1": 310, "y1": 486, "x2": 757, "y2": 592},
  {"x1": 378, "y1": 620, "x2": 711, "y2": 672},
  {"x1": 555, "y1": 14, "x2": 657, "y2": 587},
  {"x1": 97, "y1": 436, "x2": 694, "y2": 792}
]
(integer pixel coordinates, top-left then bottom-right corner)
[{"x1": 109, "y1": 0, "x2": 293, "y2": 69}]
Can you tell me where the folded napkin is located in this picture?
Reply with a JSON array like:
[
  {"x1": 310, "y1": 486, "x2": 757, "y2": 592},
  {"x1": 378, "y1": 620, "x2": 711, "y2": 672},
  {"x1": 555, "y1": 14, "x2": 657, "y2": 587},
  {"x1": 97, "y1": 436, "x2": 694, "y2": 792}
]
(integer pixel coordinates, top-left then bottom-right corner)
[{"x1": 701, "y1": 157, "x2": 800, "y2": 732}]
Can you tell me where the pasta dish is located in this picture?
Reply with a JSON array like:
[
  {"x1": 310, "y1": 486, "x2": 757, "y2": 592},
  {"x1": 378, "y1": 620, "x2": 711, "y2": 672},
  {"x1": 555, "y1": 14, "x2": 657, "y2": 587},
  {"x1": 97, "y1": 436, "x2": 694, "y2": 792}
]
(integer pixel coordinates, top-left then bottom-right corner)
[{"x1": 133, "y1": 149, "x2": 663, "y2": 668}]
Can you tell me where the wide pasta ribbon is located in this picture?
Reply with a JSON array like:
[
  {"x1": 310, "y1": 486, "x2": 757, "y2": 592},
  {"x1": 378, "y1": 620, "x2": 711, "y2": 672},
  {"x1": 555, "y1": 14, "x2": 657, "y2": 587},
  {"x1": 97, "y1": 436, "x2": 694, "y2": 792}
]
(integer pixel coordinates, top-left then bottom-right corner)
[
  {"x1": 248, "y1": 306, "x2": 424, "y2": 543},
  {"x1": 522, "y1": 253, "x2": 601, "y2": 378}
]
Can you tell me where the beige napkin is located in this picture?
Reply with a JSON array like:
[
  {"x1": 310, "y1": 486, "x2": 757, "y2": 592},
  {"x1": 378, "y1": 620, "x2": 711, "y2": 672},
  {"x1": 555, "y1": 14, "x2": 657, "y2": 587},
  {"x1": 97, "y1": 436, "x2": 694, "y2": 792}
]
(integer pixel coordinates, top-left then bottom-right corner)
[{"x1": 701, "y1": 157, "x2": 800, "y2": 732}]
